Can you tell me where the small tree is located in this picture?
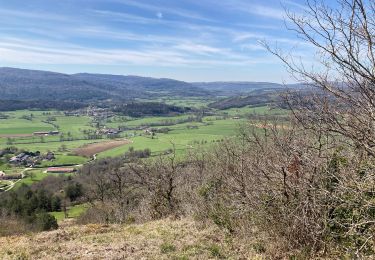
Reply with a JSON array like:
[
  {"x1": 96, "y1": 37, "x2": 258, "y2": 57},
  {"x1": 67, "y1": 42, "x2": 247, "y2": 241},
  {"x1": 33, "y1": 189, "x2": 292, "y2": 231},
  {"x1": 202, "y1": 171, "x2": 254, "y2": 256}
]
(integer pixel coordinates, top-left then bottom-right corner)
[
  {"x1": 65, "y1": 183, "x2": 83, "y2": 202},
  {"x1": 35, "y1": 213, "x2": 58, "y2": 231}
]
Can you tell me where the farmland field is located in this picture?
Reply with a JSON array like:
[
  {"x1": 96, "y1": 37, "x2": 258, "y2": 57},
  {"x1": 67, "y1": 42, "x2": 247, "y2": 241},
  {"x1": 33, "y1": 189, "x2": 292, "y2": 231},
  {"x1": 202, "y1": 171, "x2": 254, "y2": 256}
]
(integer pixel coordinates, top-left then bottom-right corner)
[
  {"x1": 0, "y1": 104, "x2": 288, "y2": 190},
  {"x1": 75, "y1": 139, "x2": 132, "y2": 157},
  {"x1": 0, "y1": 98, "x2": 289, "y2": 236}
]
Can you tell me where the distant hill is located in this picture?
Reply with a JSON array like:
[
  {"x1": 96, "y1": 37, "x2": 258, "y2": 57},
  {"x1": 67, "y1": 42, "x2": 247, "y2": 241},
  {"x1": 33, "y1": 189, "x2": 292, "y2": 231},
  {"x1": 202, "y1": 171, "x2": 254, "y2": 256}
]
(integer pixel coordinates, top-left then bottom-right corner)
[
  {"x1": 193, "y1": 81, "x2": 305, "y2": 96},
  {"x1": 0, "y1": 68, "x2": 304, "y2": 106},
  {"x1": 73, "y1": 73, "x2": 207, "y2": 98},
  {"x1": 0, "y1": 68, "x2": 210, "y2": 102}
]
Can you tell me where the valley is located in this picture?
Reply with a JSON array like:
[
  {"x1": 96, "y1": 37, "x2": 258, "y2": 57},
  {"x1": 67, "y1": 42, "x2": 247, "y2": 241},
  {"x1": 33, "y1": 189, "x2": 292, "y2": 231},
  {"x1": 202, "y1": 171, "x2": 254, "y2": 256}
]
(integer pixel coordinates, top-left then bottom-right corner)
[{"x1": 0, "y1": 102, "x2": 287, "y2": 194}]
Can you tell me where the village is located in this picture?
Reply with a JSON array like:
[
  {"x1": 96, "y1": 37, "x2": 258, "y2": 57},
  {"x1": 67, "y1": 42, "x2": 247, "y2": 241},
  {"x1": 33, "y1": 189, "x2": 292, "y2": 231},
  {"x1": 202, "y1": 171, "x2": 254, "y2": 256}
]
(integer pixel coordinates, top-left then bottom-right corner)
[
  {"x1": 0, "y1": 148, "x2": 76, "y2": 192},
  {"x1": 0, "y1": 148, "x2": 61, "y2": 184}
]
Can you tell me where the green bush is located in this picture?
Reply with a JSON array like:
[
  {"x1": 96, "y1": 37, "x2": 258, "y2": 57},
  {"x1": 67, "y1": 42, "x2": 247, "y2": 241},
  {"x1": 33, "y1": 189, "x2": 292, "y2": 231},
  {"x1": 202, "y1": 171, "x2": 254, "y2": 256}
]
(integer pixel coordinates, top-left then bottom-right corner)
[
  {"x1": 160, "y1": 242, "x2": 176, "y2": 254},
  {"x1": 35, "y1": 213, "x2": 58, "y2": 231}
]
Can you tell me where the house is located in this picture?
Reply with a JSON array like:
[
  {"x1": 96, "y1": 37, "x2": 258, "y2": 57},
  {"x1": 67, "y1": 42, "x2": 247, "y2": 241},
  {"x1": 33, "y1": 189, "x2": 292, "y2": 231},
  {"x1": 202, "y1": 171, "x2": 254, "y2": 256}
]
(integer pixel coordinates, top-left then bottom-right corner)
[
  {"x1": 47, "y1": 167, "x2": 76, "y2": 173},
  {"x1": 45, "y1": 152, "x2": 55, "y2": 161},
  {"x1": 100, "y1": 128, "x2": 120, "y2": 135},
  {"x1": 232, "y1": 116, "x2": 240, "y2": 120},
  {"x1": 107, "y1": 129, "x2": 120, "y2": 135},
  {"x1": 33, "y1": 131, "x2": 59, "y2": 136},
  {"x1": 33, "y1": 131, "x2": 50, "y2": 136},
  {"x1": 144, "y1": 128, "x2": 153, "y2": 135},
  {"x1": 2, "y1": 174, "x2": 22, "y2": 180},
  {"x1": 9, "y1": 153, "x2": 26, "y2": 164}
]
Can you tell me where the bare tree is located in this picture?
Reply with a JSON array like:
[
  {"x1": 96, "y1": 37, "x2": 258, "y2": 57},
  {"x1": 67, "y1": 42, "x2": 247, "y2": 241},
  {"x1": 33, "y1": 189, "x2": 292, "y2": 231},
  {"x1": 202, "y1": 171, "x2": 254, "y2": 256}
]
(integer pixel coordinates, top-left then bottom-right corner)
[
  {"x1": 266, "y1": 0, "x2": 375, "y2": 156},
  {"x1": 252, "y1": 0, "x2": 375, "y2": 255}
]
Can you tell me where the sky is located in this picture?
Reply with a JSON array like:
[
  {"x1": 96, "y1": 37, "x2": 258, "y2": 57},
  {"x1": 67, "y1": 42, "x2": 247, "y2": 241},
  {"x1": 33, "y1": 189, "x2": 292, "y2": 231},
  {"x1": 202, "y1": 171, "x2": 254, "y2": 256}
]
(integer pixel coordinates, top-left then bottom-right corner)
[{"x1": 0, "y1": 0, "x2": 317, "y2": 82}]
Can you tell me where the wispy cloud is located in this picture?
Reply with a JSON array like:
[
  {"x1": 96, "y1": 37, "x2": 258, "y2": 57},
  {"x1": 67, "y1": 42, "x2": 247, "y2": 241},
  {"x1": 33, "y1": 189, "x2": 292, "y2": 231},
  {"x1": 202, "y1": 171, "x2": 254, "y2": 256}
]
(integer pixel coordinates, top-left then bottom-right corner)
[
  {"x1": 109, "y1": 0, "x2": 215, "y2": 22},
  {"x1": 247, "y1": 4, "x2": 285, "y2": 20},
  {"x1": 281, "y1": 0, "x2": 310, "y2": 11},
  {"x1": 91, "y1": 10, "x2": 158, "y2": 24},
  {"x1": 198, "y1": 0, "x2": 285, "y2": 20},
  {"x1": 0, "y1": 8, "x2": 70, "y2": 22},
  {"x1": 0, "y1": 37, "x2": 281, "y2": 68},
  {"x1": 0, "y1": 0, "x2": 313, "y2": 81}
]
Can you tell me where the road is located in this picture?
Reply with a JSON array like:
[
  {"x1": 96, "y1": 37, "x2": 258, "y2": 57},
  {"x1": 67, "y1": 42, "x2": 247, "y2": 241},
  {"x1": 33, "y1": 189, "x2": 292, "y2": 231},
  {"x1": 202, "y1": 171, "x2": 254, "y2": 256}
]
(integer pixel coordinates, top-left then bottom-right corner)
[{"x1": 1, "y1": 168, "x2": 33, "y2": 192}]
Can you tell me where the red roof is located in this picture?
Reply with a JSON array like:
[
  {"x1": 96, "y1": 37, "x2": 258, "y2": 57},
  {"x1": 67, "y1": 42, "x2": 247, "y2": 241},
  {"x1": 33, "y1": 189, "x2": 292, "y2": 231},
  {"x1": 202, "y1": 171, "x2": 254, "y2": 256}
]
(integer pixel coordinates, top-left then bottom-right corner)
[{"x1": 47, "y1": 167, "x2": 75, "y2": 173}]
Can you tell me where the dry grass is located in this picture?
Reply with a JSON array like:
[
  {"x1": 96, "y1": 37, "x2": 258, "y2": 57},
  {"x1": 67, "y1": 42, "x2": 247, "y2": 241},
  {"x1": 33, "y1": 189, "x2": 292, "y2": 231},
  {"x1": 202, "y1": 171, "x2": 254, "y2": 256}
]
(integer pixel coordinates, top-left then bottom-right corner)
[
  {"x1": 0, "y1": 218, "x2": 262, "y2": 260},
  {"x1": 74, "y1": 139, "x2": 131, "y2": 157}
]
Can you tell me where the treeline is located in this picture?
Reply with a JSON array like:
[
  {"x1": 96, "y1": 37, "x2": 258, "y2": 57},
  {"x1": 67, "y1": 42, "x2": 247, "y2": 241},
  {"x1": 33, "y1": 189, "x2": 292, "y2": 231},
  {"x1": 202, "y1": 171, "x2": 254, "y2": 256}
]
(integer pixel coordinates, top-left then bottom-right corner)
[
  {"x1": 208, "y1": 92, "x2": 280, "y2": 110},
  {"x1": 0, "y1": 100, "x2": 86, "y2": 111},
  {"x1": 0, "y1": 185, "x2": 59, "y2": 233},
  {"x1": 0, "y1": 176, "x2": 84, "y2": 235},
  {"x1": 0, "y1": 113, "x2": 9, "y2": 119},
  {"x1": 124, "y1": 147, "x2": 151, "y2": 160},
  {"x1": 112, "y1": 102, "x2": 191, "y2": 117}
]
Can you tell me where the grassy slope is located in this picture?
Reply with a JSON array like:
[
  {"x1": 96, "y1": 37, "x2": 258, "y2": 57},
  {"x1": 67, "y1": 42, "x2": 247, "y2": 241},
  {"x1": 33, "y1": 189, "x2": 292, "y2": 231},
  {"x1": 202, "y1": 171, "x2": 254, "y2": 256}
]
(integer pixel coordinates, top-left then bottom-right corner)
[
  {"x1": 14, "y1": 170, "x2": 49, "y2": 188},
  {"x1": 51, "y1": 204, "x2": 90, "y2": 221},
  {"x1": 0, "y1": 218, "x2": 262, "y2": 259},
  {"x1": 0, "y1": 117, "x2": 53, "y2": 135}
]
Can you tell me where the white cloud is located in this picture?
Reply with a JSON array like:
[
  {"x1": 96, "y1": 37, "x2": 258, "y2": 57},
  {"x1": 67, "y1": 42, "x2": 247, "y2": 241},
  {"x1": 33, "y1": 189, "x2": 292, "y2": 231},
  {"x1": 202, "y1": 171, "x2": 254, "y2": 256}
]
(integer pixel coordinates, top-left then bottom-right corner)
[
  {"x1": 0, "y1": 0, "x2": 315, "y2": 81},
  {"x1": 233, "y1": 33, "x2": 263, "y2": 43},
  {"x1": 173, "y1": 43, "x2": 223, "y2": 55},
  {"x1": 110, "y1": 0, "x2": 214, "y2": 22},
  {"x1": 0, "y1": 8, "x2": 72, "y2": 22},
  {"x1": 0, "y1": 37, "x2": 280, "y2": 68},
  {"x1": 240, "y1": 43, "x2": 265, "y2": 51},
  {"x1": 199, "y1": 0, "x2": 285, "y2": 20}
]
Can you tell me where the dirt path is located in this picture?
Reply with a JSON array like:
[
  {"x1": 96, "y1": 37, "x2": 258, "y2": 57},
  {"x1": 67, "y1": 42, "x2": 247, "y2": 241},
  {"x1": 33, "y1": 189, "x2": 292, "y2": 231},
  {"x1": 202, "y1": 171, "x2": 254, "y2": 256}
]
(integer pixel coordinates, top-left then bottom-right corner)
[{"x1": 2, "y1": 168, "x2": 34, "y2": 192}]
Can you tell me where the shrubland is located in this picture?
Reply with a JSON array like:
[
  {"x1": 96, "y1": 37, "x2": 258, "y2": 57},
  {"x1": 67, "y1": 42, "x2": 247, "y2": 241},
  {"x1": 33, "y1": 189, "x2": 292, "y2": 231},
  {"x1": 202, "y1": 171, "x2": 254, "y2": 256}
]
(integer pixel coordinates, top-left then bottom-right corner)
[
  {"x1": 0, "y1": 1, "x2": 374, "y2": 259},
  {"x1": 72, "y1": 0, "x2": 375, "y2": 257}
]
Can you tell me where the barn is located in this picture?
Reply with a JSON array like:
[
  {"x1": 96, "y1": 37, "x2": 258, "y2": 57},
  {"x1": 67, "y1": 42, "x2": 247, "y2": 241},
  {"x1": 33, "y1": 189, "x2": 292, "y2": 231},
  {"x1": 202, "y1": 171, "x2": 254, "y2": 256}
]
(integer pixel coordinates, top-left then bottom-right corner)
[{"x1": 47, "y1": 167, "x2": 76, "y2": 173}]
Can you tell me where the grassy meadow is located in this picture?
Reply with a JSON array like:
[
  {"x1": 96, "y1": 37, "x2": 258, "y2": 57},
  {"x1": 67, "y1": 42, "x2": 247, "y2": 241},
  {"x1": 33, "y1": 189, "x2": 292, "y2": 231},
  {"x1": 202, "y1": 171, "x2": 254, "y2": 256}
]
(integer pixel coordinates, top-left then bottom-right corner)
[
  {"x1": 0, "y1": 104, "x2": 288, "y2": 183},
  {"x1": 0, "y1": 105, "x2": 288, "y2": 158},
  {"x1": 0, "y1": 102, "x2": 288, "y2": 226}
]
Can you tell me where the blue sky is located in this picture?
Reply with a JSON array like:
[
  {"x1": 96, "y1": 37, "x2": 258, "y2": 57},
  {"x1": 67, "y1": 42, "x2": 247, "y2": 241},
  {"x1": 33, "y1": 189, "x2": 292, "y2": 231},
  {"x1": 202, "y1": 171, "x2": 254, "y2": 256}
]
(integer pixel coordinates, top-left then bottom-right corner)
[{"x1": 0, "y1": 0, "x2": 315, "y2": 82}]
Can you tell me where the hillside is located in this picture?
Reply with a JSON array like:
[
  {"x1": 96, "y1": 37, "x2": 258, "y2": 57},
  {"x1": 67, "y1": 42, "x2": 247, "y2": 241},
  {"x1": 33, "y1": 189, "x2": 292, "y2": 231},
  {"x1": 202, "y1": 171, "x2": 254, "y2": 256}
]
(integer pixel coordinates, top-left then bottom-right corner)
[
  {"x1": 0, "y1": 68, "x2": 305, "y2": 103},
  {"x1": 193, "y1": 81, "x2": 304, "y2": 96},
  {"x1": 0, "y1": 218, "x2": 262, "y2": 259},
  {"x1": 0, "y1": 68, "x2": 210, "y2": 102}
]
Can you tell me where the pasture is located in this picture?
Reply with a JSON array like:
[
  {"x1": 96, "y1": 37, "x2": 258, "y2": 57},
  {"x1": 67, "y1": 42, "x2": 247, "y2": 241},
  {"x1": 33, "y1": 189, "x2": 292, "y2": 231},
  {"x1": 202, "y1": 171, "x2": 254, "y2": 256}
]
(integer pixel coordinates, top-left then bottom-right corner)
[{"x1": 0, "y1": 105, "x2": 288, "y2": 187}]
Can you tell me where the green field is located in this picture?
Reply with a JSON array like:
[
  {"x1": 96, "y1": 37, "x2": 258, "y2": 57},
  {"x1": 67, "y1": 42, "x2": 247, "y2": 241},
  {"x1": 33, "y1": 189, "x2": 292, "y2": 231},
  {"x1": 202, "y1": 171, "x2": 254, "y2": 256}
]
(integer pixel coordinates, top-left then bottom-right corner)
[
  {"x1": 97, "y1": 119, "x2": 244, "y2": 158},
  {"x1": 0, "y1": 106, "x2": 287, "y2": 158},
  {"x1": 0, "y1": 105, "x2": 288, "y2": 192},
  {"x1": 0, "y1": 104, "x2": 288, "y2": 224},
  {"x1": 0, "y1": 118, "x2": 53, "y2": 135},
  {"x1": 51, "y1": 203, "x2": 90, "y2": 221},
  {"x1": 14, "y1": 170, "x2": 49, "y2": 188}
]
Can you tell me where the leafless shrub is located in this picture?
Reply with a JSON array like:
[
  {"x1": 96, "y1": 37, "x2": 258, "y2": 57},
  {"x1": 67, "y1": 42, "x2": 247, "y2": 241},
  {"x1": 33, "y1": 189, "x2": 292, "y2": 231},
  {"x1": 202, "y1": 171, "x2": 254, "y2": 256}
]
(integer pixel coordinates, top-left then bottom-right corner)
[{"x1": 195, "y1": 119, "x2": 374, "y2": 256}]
